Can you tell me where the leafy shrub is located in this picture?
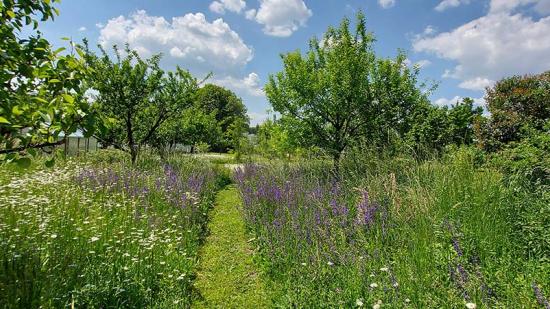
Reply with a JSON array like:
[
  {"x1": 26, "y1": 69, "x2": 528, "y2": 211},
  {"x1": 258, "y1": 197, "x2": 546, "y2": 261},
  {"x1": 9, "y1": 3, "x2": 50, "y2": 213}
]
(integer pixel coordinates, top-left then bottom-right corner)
[
  {"x1": 490, "y1": 128, "x2": 550, "y2": 186},
  {"x1": 195, "y1": 142, "x2": 211, "y2": 154},
  {"x1": 86, "y1": 148, "x2": 130, "y2": 165},
  {"x1": 476, "y1": 71, "x2": 550, "y2": 151}
]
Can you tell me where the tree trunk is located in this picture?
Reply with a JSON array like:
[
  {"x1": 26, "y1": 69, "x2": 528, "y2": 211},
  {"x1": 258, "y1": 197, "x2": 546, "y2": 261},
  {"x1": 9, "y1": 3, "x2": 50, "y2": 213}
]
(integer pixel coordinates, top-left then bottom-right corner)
[
  {"x1": 126, "y1": 111, "x2": 137, "y2": 165},
  {"x1": 332, "y1": 151, "x2": 341, "y2": 178},
  {"x1": 130, "y1": 145, "x2": 138, "y2": 165}
]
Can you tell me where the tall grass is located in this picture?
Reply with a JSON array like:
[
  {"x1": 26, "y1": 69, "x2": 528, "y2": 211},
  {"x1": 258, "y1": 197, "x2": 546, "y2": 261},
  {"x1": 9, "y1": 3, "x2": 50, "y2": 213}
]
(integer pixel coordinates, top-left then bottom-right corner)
[
  {"x1": 0, "y1": 152, "x2": 220, "y2": 308},
  {"x1": 235, "y1": 148, "x2": 550, "y2": 308}
]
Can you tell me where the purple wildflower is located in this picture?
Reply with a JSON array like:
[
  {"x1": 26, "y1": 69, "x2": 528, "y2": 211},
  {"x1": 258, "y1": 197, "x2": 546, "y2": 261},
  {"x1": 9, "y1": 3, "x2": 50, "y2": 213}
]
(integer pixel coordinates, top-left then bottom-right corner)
[{"x1": 356, "y1": 190, "x2": 379, "y2": 228}]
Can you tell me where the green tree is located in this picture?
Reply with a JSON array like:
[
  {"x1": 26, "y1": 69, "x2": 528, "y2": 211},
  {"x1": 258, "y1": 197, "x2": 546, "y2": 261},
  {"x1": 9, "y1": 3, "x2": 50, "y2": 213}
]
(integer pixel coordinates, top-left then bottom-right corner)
[
  {"x1": 266, "y1": 12, "x2": 431, "y2": 167},
  {"x1": 475, "y1": 71, "x2": 550, "y2": 185},
  {"x1": 406, "y1": 105, "x2": 450, "y2": 152},
  {"x1": 369, "y1": 53, "x2": 435, "y2": 146},
  {"x1": 407, "y1": 98, "x2": 483, "y2": 152},
  {"x1": 195, "y1": 84, "x2": 248, "y2": 151},
  {"x1": 256, "y1": 118, "x2": 300, "y2": 159},
  {"x1": 85, "y1": 45, "x2": 198, "y2": 163},
  {"x1": 226, "y1": 116, "x2": 249, "y2": 160},
  {"x1": 476, "y1": 71, "x2": 550, "y2": 151},
  {"x1": 149, "y1": 107, "x2": 221, "y2": 156},
  {"x1": 447, "y1": 97, "x2": 483, "y2": 146},
  {"x1": 178, "y1": 107, "x2": 222, "y2": 153},
  {"x1": 0, "y1": 0, "x2": 96, "y2": 166}
]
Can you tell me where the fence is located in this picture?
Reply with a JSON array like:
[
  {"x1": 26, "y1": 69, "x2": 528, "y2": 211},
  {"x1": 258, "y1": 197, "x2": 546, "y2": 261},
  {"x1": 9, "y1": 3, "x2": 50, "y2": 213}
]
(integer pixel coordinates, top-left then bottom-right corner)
[{"x1": 60, "y1": 136, "x2": 100, "y2": 156}]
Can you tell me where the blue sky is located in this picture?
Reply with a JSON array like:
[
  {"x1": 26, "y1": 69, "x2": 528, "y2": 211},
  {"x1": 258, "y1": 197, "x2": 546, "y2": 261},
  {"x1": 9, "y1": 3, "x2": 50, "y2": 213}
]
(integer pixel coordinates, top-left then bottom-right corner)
[{"x1": 39, "y1": 0, "x2": 550, "y2": 124}]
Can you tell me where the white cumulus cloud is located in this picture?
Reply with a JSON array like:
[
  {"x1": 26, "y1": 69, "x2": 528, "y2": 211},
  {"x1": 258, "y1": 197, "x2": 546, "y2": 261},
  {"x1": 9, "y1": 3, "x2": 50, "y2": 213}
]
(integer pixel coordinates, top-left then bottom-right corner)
[
  {"x1": 379, "y1": 0, "x2": 396, "y2": 9},
  {"x1": 415, "y1": 59, "x2": 432, "y2": 68},
  {"x1": 434, "y1": 96, "x2": 486, "y2": 108},
  {"x1": 78, "y1": 26, "x2": 87, "y2": 32},
  {"x1": 458, "y1": 77, "x2": 495, "y2": 91},
  {"x1": 211, "y1": 72, "x2": 264, "y2": 97},
  {"x1": 209, "y1": 0, "x2": 246, "y2": 14},
  {"x1": 98, "y1": 10, "x2": 253, "y2": 74},
  {"x1": 434, "y1": 95, "x2": 462, "y2": 107},
  {"x1": 251, "y1": 0, "x2": 312, "y2": 37},
  {"x1": 489, "y1": 0, "x2": 550, "y2": 14},
  {"x1": 245, "y1": 9, "x2": 257, "y2": 20},
  {"x1": 414, "y1": 2, "x2": 550, "y2": 89},
  {"x1": 435, "y1": 0, "x2": 471, "y2": 11}
]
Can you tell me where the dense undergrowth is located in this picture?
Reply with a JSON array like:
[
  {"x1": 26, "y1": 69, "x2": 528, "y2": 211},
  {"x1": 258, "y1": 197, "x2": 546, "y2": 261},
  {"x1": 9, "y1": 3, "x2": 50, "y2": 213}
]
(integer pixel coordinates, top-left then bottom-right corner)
[
  {"x1": 235, "y1": 147, "x2": 550, "y2": 308},
  {"x1": 0, "y1": 151, "x2": 222, "y2": 308}
]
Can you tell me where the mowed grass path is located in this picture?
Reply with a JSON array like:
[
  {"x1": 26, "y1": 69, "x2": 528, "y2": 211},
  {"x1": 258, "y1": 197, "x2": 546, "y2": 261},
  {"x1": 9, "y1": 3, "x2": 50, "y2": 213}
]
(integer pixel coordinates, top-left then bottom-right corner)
[{"x1": 193, "y1": 185, "x2": 269, "y2": 308}]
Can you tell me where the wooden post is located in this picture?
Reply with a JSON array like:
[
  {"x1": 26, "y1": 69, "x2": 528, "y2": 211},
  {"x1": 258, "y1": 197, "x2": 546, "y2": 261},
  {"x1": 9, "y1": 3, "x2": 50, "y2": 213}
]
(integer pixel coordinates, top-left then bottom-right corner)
[{"x1": 77, "y1": 137, "x2": 80, "y2": 157}]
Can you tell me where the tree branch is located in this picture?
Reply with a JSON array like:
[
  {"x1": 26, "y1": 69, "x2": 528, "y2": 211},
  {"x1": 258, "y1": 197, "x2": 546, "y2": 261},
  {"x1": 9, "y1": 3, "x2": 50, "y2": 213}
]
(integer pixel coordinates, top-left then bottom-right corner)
[
  {"x1": 139, "y1": 111, "x2": 167, "y2": 146},
  {"x1": 0, "y1": 139, "x2": 65, "y2": 154}
]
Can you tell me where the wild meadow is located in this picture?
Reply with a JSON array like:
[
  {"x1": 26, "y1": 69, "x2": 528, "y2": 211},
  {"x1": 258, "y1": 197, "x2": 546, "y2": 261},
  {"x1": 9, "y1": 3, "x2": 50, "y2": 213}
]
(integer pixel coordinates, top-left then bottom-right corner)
[
  {"x1": 234, "y1": 148, "x2": 550, "y2": 308},
  {"x1": 0, "y1": 152, "x2": 221, "y2": 308},
  {"x1": 1, "y1": 1, "x2": 549, "y2": 308}
]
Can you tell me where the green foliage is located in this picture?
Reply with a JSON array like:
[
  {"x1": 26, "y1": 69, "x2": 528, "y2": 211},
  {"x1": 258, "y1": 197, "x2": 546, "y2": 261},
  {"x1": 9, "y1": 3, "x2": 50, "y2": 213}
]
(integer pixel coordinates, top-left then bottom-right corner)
[
  {"x1": 256, "y1": 118, "x2": 300, "y2": 159},
  {"x1": 476, "y1": 71, "x2": 550, "y2": 151},
  {"x1": 506, "y1": 183, "x2": 550, "y2": 260},
  {"x1": 85, "y1": 45, "x2": 199, "y2": 163},
  {"x1": 406, "y1": 98, "x2": 484, "y2": 154},
  {"x1": 490, "y1": 127, "x2": 550, "y2": 186},
  {"x1": 0, "y1": 0, "x2": 96, "y2": 164},
  {"x1": 195, "y1": 84, "x2": 249, "y2": 152},
  {"x1": 86, "y1": 148, "x2": 130, "y2": 165},
  {"x1": 226, "y1": 117, "x2": 249, "y2": 160},
  {"x1": 369, "y1": 52, "x2": 435, "y2": 145},
  {"x1": 446, "y1": 98, "x2": 484, "y2": 145},
  {"x1": 476, "y1": 71, "x2": 549, "y2": 189},
  {"x1": 149, "y1": 107, "x2": 220, "y2": 157},
  {"x1": 195, "y1": 141, "x2": 211, "y2": 154},
  {"x1": 266, "y1": 12, "x2": 432, "y2": 165}
]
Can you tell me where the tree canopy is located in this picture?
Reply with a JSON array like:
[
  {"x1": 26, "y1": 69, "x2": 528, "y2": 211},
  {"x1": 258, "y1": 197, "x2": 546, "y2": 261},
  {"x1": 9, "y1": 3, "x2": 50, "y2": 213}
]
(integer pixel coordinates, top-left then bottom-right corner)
[
  {"x1": 476, "y1": 71, "x2": 550, "y2": 151},
  {"x1": 406, "y1": 98, "x2": 483, "y2": 153},
  {"x1": 0, "y1": 0, "x2": 96, "y2": 167},
  {"x1": 194, "y1": 84, "x2": 249, "y2": 152},
  {"x1": 85, "y1": 45, "x2": 199, "y2": 163},
  {"x1": 266, "y1": 12, "x2": 432, "y2": 166}
]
